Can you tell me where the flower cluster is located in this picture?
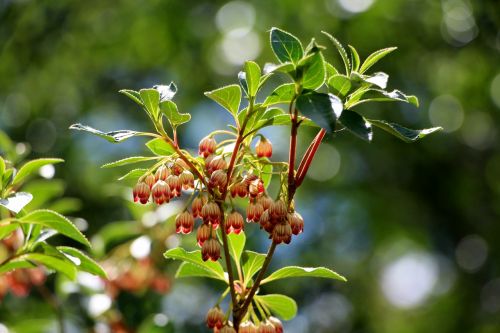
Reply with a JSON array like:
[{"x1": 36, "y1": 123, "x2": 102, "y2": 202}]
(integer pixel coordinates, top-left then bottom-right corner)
[{"x1": 206, "y1": 306, "x2": 284, "y2": 333}]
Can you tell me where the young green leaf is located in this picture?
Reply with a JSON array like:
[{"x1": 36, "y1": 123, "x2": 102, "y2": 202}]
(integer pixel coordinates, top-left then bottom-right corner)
[
  {"x1": 160, "y1": 101, "x2": 191, "y2": 128},
  {"x1": 298, "y1": 51, "x2": 326, "y2": 90},
  {"x1": 296, "y1": 92, "x2": 343, "y2": 133},
  {"x1": 227, "y1": 232, "x2": 245, "y2": 265},
  {"x1": 101, "y1": 156, "x2": 159, "y2": 169},
  {"x1": 359, "y1": 47, "x2": 397, "y2": 74},
  {"x1": 164, "y1": 247, "x2": 226, "y2": 281},
  {"x1": 261, "y1": 266, "x2": 347, "y2": 284},
  {"x1": 175, "y1": 262, "x2": 227, "y2": 281},
  {"x1": 322, "y1": 31, "x2": 350, "y2": 75},
  {"x1": 24, "y1": 253, "x2": 77, "y2": 280},
  {"x1": 0, "y1": 156, "x2": 5, "y2": 179},
  {"x1": 12, "y1": 158, "x2": 64, "y2": 186},
  {"x1": 204, "y1": 85, "x2": 242, "y2": 119},
  {"x1": 244, "y1": 61, "x2": 261, "y2": 97},
  {"x1": 119, "y1": 89, "x2": 143, "y2": 106},
  {"x1": 338, "y1": 111, "x2": 373, "y2": 142},
  {"x1": 0, "y1": 255, "x2": 36, "y2": 274},
  {"x1": 328, "y1": 75, "x2": 352, "y2": 98},
  {"x1": 0, "y1": 223, "x2": 19, "y2": 240},
  {"x1": 146, "y1": 138, "x2": 175, "y2": 156},
  {"x1": 0, "y1": 192, "x2": 33, "y2": 214},
  {"x1": 348, "y1": 45, "x2": 360, "y2": 73},
  {"x1": 242, "y1": 251, "x2": 266, "y2": 284},
  {"x1": 260, "y1": 163, "x2": 273, "y2": 189},
  {"x1": 18, "y1": 209, "x2": 90, "y2": 247},
  {"x1": 269, "y1": 27, "x2": 304, "y2": 64},
  {"x1": 57, "y1": 246, "x2": 107, "y2": 278},
  {"x1": 368, "y1": 119, "x2": 443, "y2": 142},
  {"x1": 254, "y1": 294, "x2": 297, "y2": 320},
  {"x1": 140, "y1": 88, "x2": 161, "y2": 120},
  {"x1": 69, "y1": 124, "x2": 143, "y2": 143},
  {"x1": 117, "y1": 168, "x2": 148, "y2": 182},
  {"x1": 262, "y1": 83, "x2": 296, "y2": 107},
  {"x1": 348, "y1": 89, "x2": 419, "y2": 108}
]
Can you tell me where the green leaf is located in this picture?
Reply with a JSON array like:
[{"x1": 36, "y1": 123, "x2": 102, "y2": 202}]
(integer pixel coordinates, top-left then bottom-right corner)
[
  {"x1": 227, "y1": 232, "x2": 245, "y2": 265},
  {"x1": 118, "y1": 168, "x2": 148, "y2": 181},
  {"x1": 359, "y1": 47, "x2": 397, "y2": 74},
  {"x1": 204, "y1": 85, "x2": 241, "y2": 118},
  {"x1": 160, "y1": 101, "x2": 191, "y2": 128},
  {"x1": 69, "y1": 123, "x2": 143, "y2": 143},
  {"x1": 242, "y1": 251, "x2": 266, "y2": 284},
  {"x1": 119, "y1": 89, "x2": 143, "y2": 106},
  {"x1": 0, "y1": 223, "x2": 19, "y2": 240},
  {"x1": 0, "y1": 192, "x2": 33, "y2": 214},
  {"x1": 296, "y1": 92, "x2": 343, "y2": 133},
  {"x1": 368, "y1": 119, "x2": 443, "y2": 142},
  {"x1": 349, "y1": 89, "x2": 419, "y2": 108},
  {"x1": 175, "y1": 262, "x2": 226, "y2": 281},
  {"x1": 101, "y1": 156, "x2": 158, "y2": 168},
  {"x1": 261, "y1": 163, "x2": 273, "y2": 189},
  {"x1": 146, "y1": 138, "x2": 175, "y2": 156},
  {"x1": 348, "y1": 45, "x2": 360, "y2": 72},
  {"x1": 0, "y1": 256, "x2": 36, "y2": 274},
  {"x1": 244, "y1": 61, "x2": 261, "y2": 97},
  {"x1": 18, "y1": 210, "x2": 90, "y2": 247},
  {"x1": 0, "y1": 157, "x2": 5, "y2": 180},
  {"x1": 255, "y1": 294, "x2": 297, "y2": 320},
  {"x1": 339, "y1": 111, "x2": 373, "y2": 142},
  {"x1": 262, "y1": 266, "x2": 347, "y2": 285},
  {"x1": 328, "y1": 75, "x2": 352, "y2": 98},
  {"x1": 263, "y1": 84, "x2": 296, "y2": 107},
  {"x1": 298, "y1": 51, "x2": 326, "y2": 90},
  {"x1": 12, "y1": 158, "x2": 64, "y2": 186},
  {"x1": 325, "y1": 62, "x2": 339, "y2": 78},
  {"x1": 254, "y1": 114, "x2": 317, "y2": 131},
  {"x1": 140, "y1": 88, "x2": 161, "y2": 119},
  {"x1": 2, "y1": 168, "x2": 13, "y2": 189},
  {"x1": 57, "y1": 246, "x2": 107, "y2": 278},
  {"x1": 164, "y1": 247, "x2": 226, "y2": 282},
  {"x1": 269, "y1": 27, "x2": 304, "y2": 64},
  {"x1": 322, "y1": 31, "x2": 350, "y2": 75},
  {"x1": 25, "y1": 253, "x2": 77, "y2": 279}
]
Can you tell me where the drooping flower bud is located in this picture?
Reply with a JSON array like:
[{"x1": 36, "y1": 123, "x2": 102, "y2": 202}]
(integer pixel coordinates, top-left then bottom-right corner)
[
  {"x1": 226, "y1": 211, "x2": 244, "y2": 234},
  {"x1": 259, "y1": 210, "x2": 274, "y2": 233},
  {"x1": 172, "y1": 158, "x2": 189, "y2": 175},
  {"x1": 133, "y1": 182, "x2": 151, "y2": 204},
  {"x1": 206, "y1": 306, "x2": 224, "y2": 329},
  {"x1": 269, "y1": 200, "x2": 287, "y2": 220},
  {"x1": 258, "y1": 195, "x2": 273, "y2": 211},
  {"x1": 191, "y1": 197, "x2": 204, "y2": 218},
  {"x1": 175, "y1": 211, "x2": 194, "y2": 234},
  {"x1": 199, "y1": 136, "x2": 217, "y2": 158},
  {"x1": 155, "y1": 165, "x2": 170, "y2": 182},
  {"x1": 230, "y1": 181, "x2": 248, "y2": 198},
  {"x1": 272, "y1": 223, "x2": 292, "y2": 244},
  {"x1": 289, "y1": 212, "x2": 304, "y2": 235},
  {"x1": 257, "y1": 320, "x2": 276, "y2": 333},
  {"x1": 201, "y1": 238, "x2": 221, "y2": 261},
  {"x1": 179, "y1": 170, "x2": 195, "y2": 189},
  {"x1": 240, "y1": 321, "x2": 258, "y2": 333},
  {"x1": 256, "y1": 137, "x2": 273, "y2": 158},
  {"x1": 207, "y1": 156, "x2": 227, "y2": 174},
  {"x1": 246, "y1": 202, "x2": 264, "y2": 223},
  {"x1": 144, "y1": 174, "x2": 156, "y2": 188},
  {"x1": 151, "y1": 180, "x2": 171, "y2": 205},
  {"x1": 166, "y1": 175, "x2": 182, "y2": 197},
  {"x1": 268, "y1": 317, "x2": 283, "y2": 333},
  {"x1": 209, "y1": 169, "x2": 227, "y2": 190},
  {"x1": 201, "y1": 202, "x2": 221, "y2": 228},
  {"x1": 196, "y1": 224, "x2": 211, "y2": 247}
]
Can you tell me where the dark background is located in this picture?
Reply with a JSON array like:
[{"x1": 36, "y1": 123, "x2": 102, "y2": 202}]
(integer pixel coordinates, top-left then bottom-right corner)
[{"x1": 1, "y1": 0, "x2": 499, "y2": 332}]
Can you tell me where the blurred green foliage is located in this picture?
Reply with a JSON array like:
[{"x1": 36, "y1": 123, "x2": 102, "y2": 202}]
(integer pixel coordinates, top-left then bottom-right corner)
[{"x1": 0, "y1": 0, "x2": 499, "y2": 332}]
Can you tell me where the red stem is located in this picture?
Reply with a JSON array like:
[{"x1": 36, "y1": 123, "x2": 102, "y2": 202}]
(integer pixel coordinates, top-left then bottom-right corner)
[{"x1": 296, "y1": 128, "x2": 326, "y2": 187}]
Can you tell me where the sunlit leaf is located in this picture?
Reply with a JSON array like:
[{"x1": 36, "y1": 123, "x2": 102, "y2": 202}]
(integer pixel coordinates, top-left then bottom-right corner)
[
  {"x1": 227, "y1": 232, "x2": 245, "y2": 265},
  {"x1": 296, "y1": 92, "x2": 343, "y2": 133},
  {"x1": 298, "y1": 51, "x2": 326, "y2": 90},
  {"x1": 146, "y1": 138, "x2": 175, "y2": 156},
  {"x1": 255, "y1": 294, "x2": 297, "y2": 320},
  {"x1": 0, "y1": 192, "x2": 33, "y2": 214},
  {"x1": 69, "y1": 123, "x2": 143, "y2": 143},
  {"x1": 101, "y1": 156, "x2": 158, "y2": 168},
  {"x1": 368, "y1": 119, "x2": 443, "y2": 142},
  {"x1": 140, "y1": 88, "x2": 161, "y2": 119},
  {"x1": 263, "y1": 84, "x2": 296, "y2": 107},
  {"x1": 57, "y1": 246, "x2": 107, "y2": 278},
  {"x1": 119, "y1": 89, "x2": 143, "y2": 106},
  {"x1": 348, "y1": 45, "x2": 360, "y2": 72},
  {"x1": 12, "y1": 158, "x2": 63, "y2": 186},
  {"x1": 270, "y1": 27, "x2": 304, "y2": 64},
  {"x1": 242, "y1": 251, "x2": 266, "y2": 285},
  {"x1": 328, "y1": 75, "x2": 352, "y2": 98},
  {"x1": 261, "y1": 266, "x2": 347, "y2": 284},
  {"x1": 322, "y1": 31, "x2": 350, "y2": 75},
  {"x1": 244, "y1": 61, "x2": 261, "y2": 97},
  {"x1": 160, "y1": 100, "x2": 191, "y2": 128},
  {"x1": 164, "y1": 247, "x2": 226, "y2": 281},
  {"x1": 359, "y1": 47, "x2": 397, "y2": 74},
  {"x1": 204, "y1": 84, "x2": 241, "y2": 118},
  {"x1": 175, "y1": 262, "x2": 226, "y2": 281}
]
